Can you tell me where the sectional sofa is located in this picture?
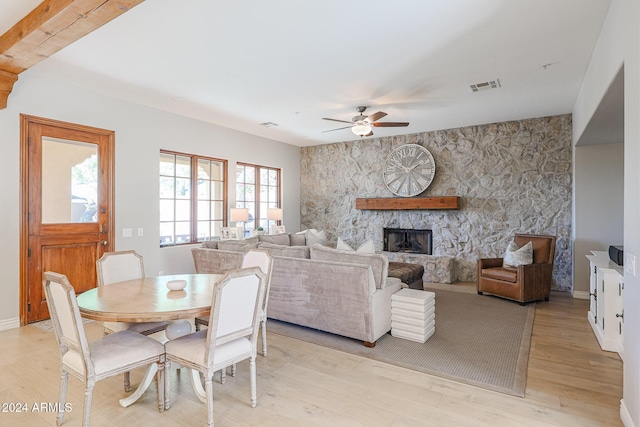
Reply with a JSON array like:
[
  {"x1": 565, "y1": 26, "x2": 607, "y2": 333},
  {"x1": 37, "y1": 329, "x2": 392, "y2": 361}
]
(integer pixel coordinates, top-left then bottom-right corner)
[{"x1": 191, "y1": 233, "x2": 404, "y2": 346}]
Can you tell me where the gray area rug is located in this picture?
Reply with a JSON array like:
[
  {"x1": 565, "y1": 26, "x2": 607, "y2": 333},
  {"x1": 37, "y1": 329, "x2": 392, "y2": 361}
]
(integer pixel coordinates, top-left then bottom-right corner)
[
  {"x1": 267, "y1": 288, "x2": 535, "y2": 397},
  {"x1": 31, "y1": 318, "x2": 94, "y2": 333}
]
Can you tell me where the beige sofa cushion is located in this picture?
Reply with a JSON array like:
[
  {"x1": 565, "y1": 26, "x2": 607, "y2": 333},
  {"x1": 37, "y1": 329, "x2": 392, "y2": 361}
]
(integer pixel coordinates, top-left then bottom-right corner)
[
  {"x1": 258, "y1": 242, "x2": 310, "y2": 259},
  {"x1": 217, "y1": 240, "x2": 260, "y2": 252},
  {"x1": 310, "y1": 244, "x2": 388, "y2": 289},
  {"x1": 202, "y1": 240, "x2": 219, "y2": 249},
  {"x1": 289, "y1": 233, "x2": 306, "y2": 246},
  {"x1": 257, "y1": 234, "x2": 291, "y2": 246}
]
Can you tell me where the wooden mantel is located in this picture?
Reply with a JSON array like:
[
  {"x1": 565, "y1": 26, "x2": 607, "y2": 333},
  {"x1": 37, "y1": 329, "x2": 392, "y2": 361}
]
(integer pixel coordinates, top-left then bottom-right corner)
[{"x1": 356, "y1": 196, "x2": 460, "y2": 210}]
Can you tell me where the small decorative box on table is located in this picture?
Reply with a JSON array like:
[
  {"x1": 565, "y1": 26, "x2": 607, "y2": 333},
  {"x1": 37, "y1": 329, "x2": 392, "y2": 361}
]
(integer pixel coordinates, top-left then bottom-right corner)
[{"x1": 391, "y1": 289, "x2": 435, "y2": 343}]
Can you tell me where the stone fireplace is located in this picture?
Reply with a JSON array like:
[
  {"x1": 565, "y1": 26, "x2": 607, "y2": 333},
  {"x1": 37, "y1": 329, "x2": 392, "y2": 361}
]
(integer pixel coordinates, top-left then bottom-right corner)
[{"x1": 383, "y1": 228, "x2": 432, "y2": 255}]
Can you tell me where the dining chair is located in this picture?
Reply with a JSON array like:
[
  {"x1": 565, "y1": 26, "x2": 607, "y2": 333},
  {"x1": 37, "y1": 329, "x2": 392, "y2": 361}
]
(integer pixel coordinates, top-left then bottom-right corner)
[
  {"x1": 43, "y1": 271, "x2": 167, "y2": 427},
  {"x1": 164, "y1": 267, "x2": 267, "y2": 426},
  {"x1": 195, "y1": 249, "x2": 273, "y2": 383},
  {"x1": 96, "y1": 250, "x2": 170, "y2": 391},
  {"x1": 195, "y1": 250, "x2": 273, "y2": 356}
]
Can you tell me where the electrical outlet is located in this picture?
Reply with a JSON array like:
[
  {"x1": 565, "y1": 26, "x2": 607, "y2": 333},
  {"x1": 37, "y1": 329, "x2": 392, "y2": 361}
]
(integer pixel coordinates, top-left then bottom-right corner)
[
  {"x1": 137, "y1": 228, "x2": 144, "y2": 237},
  {"x1": 158, "y1": 270, "x2": 163, "y2": 276}
]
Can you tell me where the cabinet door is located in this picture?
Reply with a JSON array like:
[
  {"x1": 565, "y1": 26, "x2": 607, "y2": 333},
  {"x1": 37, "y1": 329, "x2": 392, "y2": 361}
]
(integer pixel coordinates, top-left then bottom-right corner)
[
  {"x1": 596, "y1": 268, "x2": 605, "y2": 330},
  {"x1": 589, "y1": 263, "x2": 597, "y2": 319},
  {"x1": 616, "y1": 278, "x2": 624, "y2": 347}
]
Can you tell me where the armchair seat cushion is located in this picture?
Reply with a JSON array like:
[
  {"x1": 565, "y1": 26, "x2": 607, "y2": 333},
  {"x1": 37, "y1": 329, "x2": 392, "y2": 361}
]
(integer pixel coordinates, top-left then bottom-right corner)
[{"x1": 481, "y1": 267, "x2": 517, "y2": 283}]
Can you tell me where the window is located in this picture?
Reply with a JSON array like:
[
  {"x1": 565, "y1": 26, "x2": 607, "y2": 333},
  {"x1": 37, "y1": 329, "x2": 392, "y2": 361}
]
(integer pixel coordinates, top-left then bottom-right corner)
[
  {"x1": 236, "y1": 163, "x2": 281, "y2": 237},
  {"x1": 159, "y1": 151, "x2": 227, "y2": 246}
]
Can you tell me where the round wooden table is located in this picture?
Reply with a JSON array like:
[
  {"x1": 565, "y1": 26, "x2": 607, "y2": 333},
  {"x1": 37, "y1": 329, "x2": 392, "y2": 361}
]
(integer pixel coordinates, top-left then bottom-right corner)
[
  {"x1": 77, "y1": 273, "x2": 223, "y2": 322},
  {"x1": 76, "y1": 273, "x2": 224, "y2": 408}
]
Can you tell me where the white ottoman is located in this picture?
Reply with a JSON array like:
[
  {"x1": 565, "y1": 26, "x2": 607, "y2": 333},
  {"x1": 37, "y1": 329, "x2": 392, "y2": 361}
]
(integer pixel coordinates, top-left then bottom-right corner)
[{"x1": 391, "y1": 289, "x2": 435, "y2": 343}]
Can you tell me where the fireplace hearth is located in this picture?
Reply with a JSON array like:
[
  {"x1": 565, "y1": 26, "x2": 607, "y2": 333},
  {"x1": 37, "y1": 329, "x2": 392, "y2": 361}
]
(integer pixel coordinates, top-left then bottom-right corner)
[{"x1": 383, "y1": 228, "x2": 432, "y2": 255}]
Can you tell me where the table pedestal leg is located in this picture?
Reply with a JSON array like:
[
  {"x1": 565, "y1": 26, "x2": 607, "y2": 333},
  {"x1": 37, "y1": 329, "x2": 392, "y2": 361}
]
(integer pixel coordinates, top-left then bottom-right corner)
[
  {"x1": 189, "y1": 368, "x2": 207, "y2": 403},
  {"x1": 119, "y1": 363, "x2": 158, "y2": 408}
]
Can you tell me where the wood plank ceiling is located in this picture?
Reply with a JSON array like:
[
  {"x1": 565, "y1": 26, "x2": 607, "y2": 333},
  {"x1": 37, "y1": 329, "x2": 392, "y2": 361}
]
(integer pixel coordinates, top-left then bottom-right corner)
[{"x1": 0, "y1": 0, "x2": 144, "y2": 109}]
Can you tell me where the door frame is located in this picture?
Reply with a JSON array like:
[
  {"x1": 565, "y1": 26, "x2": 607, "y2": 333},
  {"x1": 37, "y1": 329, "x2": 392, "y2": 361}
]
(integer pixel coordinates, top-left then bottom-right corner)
[{"x1": 19, "y1": 114, "x2": 115, "y2": 326}]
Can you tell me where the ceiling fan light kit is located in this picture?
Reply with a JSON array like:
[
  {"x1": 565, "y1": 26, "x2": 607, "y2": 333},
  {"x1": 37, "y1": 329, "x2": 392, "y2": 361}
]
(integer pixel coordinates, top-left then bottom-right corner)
[
  {"x1": 352, "y1": 123, "x2": 373, "y2": 137},
  {"x1": 323, "y1": 106, "x2": 409, "y2": 137}
]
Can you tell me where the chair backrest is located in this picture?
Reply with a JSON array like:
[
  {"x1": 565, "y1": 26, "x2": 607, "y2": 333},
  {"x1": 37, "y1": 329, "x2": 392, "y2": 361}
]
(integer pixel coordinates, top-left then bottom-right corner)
[
  {"x1": 242, "y1": 249, "x2": 273, "y2": 309},
  {"x1": 43, "y1": 272, "x2": 94, "y2": 377},
  {"x1": 242, "y1": 249, "x2": 272, "y2": 274},
  {"x1": 514, "y1": 234, "x2": 556, "y2": 265},
  {"x1": 96, "y1": 250, "x2": 144, "y2": 286},
  {"x1": 204, "y1": 268, "x2": 267, "y2": 367}
]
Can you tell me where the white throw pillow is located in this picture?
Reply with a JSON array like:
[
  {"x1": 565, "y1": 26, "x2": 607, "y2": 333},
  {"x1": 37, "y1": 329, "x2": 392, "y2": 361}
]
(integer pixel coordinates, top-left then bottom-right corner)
[
  {"x1": 305, "y1": 229, "x2": 328, "y2": 246},
  {"x1": 503, "y1": 241, "x2": 533, "y2": 267},
  {"x1": 336, "y1": 238, "x2": 376, "y2": 254}
]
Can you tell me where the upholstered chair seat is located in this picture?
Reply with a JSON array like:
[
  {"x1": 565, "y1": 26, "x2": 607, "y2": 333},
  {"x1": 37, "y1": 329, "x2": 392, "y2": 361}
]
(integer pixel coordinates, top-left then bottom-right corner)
[
  {"x1": 43, "y1": 272, "x2": 166, "y2": 427},
  {"x1": 164, "y1": 268, "x2": 267, "y2": 427}
]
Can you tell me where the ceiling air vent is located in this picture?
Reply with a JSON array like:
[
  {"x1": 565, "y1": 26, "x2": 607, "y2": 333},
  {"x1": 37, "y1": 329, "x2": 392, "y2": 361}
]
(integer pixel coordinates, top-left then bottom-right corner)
[
  {"x1": 259, "y1": 122, "x2": 279, "y2": 128},
  {"x1": 469, "y1": 79, "x2": 501, "y2": 93}
]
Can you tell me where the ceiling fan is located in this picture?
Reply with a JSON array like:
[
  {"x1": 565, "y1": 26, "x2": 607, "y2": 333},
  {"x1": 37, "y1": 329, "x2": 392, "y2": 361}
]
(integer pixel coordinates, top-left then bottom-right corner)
[{"x1": 322, "y1": 106, "x2": 409, "y2": 137}]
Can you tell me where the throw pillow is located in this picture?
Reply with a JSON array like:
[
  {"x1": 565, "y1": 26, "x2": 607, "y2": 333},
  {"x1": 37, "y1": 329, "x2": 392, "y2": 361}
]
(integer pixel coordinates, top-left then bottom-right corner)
[
  {"x1": 336, "y1": 238, "x2": 376, "y2": 254},
  {"x1": 305, "y1": 229, "x2": 328, "y2": 246},
  {"x1": 503, "y1": 240, "x2": 533, "y2": 267},
  {"x1": 201, "y1": 240, "x2": 219, "y2": 249},
  {"x1": 289, "y1": 233, "x2": 306, "y2": 246}
]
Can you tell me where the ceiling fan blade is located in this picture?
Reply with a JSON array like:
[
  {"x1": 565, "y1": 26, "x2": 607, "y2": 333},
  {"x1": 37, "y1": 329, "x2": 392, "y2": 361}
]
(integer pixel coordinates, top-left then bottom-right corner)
[
  {"x1": 322, "y1": 125, "x2": 354, "y2": 133},
  {"x1": 373, "y1": 122, "x2": 409, "y2": 127},
  {"x1": 366, "y1": 111, "x2": 387, "y2": 123},
  {"x1": 322, "y1": 118, "x2": 354, "y2": 124}
]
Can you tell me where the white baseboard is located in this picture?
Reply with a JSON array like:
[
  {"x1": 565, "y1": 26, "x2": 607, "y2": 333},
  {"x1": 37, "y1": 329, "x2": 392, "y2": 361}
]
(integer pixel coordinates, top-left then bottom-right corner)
[
  {"x1": 572, "y1": 290, "x2": 590, "y2": 300},
  {"x1": 621, "y1": 399, "x2": 634, "y2": 426},
  {"x1": 0, "y1": 317, "x2": 20, "y2": 331}
]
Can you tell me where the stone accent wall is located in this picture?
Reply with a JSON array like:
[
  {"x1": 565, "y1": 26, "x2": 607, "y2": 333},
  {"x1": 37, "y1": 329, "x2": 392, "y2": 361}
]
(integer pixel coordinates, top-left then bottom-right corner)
[{"x1": 300, "y1": 114, "x2": 572, "y2": 291}]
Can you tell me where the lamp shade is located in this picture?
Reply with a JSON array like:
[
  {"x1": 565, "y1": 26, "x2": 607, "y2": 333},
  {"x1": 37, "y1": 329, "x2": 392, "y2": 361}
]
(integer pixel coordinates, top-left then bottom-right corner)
[
  {"x1": 267, "y1": 207, "x2": 283, "y2": 221},
  {"x1": 230, "y1": 208, "x2": 249, "y2": 222}
]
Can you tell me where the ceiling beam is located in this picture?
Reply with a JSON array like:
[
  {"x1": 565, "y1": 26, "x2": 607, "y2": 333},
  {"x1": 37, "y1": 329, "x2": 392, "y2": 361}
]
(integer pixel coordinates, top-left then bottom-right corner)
[{"x1": 0, "y1": 0, "x2": 144, "y2": 109}]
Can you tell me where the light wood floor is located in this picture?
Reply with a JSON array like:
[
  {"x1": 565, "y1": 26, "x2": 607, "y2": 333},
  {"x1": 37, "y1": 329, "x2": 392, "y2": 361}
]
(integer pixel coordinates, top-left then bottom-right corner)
[{"x1": 0, "y1": 283, "x2": 622, "y2": 426}]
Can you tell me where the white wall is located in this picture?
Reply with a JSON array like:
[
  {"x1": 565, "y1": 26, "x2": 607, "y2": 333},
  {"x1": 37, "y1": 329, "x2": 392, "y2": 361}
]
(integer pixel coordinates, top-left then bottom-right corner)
[
  {"x1": 0, "y1": 70, "x2": 301, "y2": 326},
  {"x1": 573, "y1": 143, "x2": 624, "y2": 297},
  {"x1": 573, "y1": 0, "x2": 640, "y2": 425},
  {"x1": 622, "y1": 0, "x2": 640, "y2": 423}
]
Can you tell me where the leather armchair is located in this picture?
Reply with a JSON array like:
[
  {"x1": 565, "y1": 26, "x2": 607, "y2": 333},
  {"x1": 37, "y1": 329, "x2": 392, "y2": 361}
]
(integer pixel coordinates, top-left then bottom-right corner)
[{"x1": 477, "y1": 234, "x2": 556, "y2": 305}]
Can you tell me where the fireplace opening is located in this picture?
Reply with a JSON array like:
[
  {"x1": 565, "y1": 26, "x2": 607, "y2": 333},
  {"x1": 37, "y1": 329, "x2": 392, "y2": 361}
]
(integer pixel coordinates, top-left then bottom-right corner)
[{"x1": 383, "y1": 228, "x2": 432, "y2": 255}]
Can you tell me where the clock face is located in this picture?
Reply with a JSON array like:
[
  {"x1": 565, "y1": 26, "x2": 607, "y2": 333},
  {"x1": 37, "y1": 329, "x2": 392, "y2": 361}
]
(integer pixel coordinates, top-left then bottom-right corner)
[{"x1": 383, "y1": 144, "x2": 435, "y2": 197}]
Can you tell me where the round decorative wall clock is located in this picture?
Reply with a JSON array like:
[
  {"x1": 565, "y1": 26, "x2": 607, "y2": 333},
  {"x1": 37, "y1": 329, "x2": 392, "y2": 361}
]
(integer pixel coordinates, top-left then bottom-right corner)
[{"x1": 383, "y1": 144, "x2": 435, "y2": 197}]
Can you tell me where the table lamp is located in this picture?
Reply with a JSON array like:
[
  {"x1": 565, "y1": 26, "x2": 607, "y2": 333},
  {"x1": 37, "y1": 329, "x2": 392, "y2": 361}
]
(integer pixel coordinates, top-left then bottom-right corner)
[
  {"x1": 230, "y1": 208, "x2": 249, "y2": 238},
  {"x1": 267, "y1": 207, "x2": 283, "y2": 235}
]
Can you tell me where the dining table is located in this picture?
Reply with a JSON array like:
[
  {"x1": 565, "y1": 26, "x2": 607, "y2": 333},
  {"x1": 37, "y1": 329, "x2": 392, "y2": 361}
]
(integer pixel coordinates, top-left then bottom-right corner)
[{"x1": 76, "y1": 273, "x2": 224, "y2": 408}]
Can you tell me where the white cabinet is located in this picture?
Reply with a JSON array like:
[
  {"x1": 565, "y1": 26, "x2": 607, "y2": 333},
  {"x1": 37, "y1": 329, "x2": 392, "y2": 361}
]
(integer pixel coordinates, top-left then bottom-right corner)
[{"x1": 586, "y1": 251, "x2": 624, "y2": 359}]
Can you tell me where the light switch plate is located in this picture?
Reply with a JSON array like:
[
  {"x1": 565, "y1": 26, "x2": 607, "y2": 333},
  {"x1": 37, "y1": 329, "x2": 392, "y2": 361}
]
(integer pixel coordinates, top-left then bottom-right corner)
[
  {"x1": 137, "y1": 228, "x2": 144, "y2": 237},
  {"x1": 624, "y1": 253, "x2": 636, "y2": 276},
  {"x1": 123, "y1": 228, "x2": 132, "y2": 238}
]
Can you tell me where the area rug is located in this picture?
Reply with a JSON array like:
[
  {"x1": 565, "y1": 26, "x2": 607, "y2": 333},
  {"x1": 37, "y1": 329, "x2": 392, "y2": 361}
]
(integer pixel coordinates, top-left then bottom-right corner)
[
  {"x1": 31, "y1": 318, "x2": 93, "y2": 333},
  {"x1": 267, "y1": 288, "x2": 535, "y2": 397}
]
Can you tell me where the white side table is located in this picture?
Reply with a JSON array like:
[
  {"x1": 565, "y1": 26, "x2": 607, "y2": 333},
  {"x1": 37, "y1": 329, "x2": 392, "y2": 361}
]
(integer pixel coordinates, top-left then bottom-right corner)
[{"x1": 391, "y1": 288, "x2": 435, "y2": 343}]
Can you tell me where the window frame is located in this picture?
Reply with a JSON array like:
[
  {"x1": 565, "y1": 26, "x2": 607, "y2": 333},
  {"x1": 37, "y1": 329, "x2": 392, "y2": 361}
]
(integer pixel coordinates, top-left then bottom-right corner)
[
  {"x1": 159, "y1": 150, "x2": 228, "y2": 247},
  {"x1": 236, "y1": 162, "x2": 281, "y2": 236}
]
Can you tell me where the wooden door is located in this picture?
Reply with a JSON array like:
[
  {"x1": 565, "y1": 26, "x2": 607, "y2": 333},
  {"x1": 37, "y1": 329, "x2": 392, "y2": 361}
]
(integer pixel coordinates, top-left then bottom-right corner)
[{"x1": 21, "y1": 115, "x2": 114, "y2": 324}]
